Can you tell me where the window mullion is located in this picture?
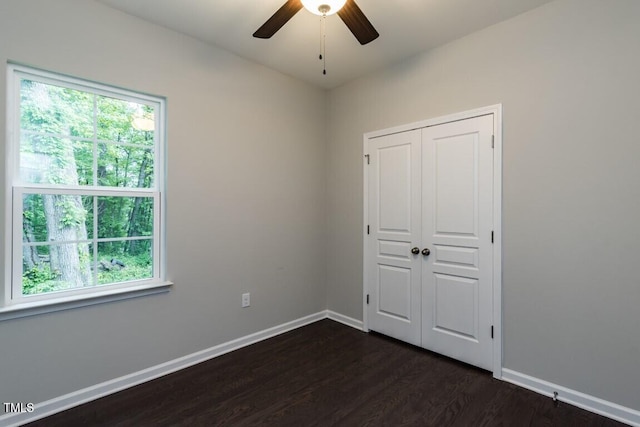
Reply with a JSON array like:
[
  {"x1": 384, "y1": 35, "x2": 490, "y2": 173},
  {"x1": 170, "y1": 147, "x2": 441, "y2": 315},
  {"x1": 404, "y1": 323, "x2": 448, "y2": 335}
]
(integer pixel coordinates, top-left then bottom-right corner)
[
  {"x1": 93, "y1": 94, "x2": 98, "y2": 188},
  {"x1": 16, "y1": 186, "x2": 156, "y2": 198},
  {"x1": 153, "y1": 193, "x2": 161, "y2": 279},
  {"x1": 93, "y1": 195, "x2": 98, "y2": 287},
  {"x1": 12, "y1": 188, "x2": 25, "y2": 304}
]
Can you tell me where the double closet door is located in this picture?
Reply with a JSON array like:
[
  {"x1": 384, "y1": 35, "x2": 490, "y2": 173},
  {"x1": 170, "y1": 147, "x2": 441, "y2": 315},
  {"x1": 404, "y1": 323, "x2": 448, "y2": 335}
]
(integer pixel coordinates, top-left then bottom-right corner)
[{"x1": 366, "y1": 114, "x2": 494, "y2": 370}]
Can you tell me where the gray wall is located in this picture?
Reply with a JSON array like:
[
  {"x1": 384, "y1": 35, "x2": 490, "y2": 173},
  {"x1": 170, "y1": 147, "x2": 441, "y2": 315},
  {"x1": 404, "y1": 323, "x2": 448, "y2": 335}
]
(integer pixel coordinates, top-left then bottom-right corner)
[
  {"x1": 2, "y1": 0, "x2": 639, "y2": 416},
  {"x1": 326, "y1": 0, "x2": 640, "y2": 410},
  {"x1": 0, "y1": 0, "x2": 326, "y2": 403}
]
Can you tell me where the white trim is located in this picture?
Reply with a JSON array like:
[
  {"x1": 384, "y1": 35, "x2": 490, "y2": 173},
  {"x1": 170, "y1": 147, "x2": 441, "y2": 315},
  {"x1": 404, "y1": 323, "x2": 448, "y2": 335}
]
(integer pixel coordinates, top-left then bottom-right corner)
[
  {"x1": 1, "y1": 311, "x2": 636, "y2": 427},
  {"x1": 502, "y1": 368, "x2": 640, "y2": 427},
  {"x1": 0, "y1": 281, "x2": 172, "y2": 321},
  {"x1": 490, "y1": 104, "x2": 503, "y2": 379},
  {"x1": 364, "y1": 104, "x2": 503, "y2": 140},
  {"x1": 3, "y1": 65, "x2": 18, "y2": 307},
  {"x1": 362, "y1": 104, "x2": 503, "y2": 378},
  {"x1": 4, "y1": 63, "x2": 167, "y2": 309},
  {"x1": 0, "y1": 311, "x2": 327, "y2": 427},
  {"x1": 15, "y1": 185, "x2": 158, "y2": 195},
  {"x1": 327, "y1": 310, "x2": 364, "y2": 330},
  {"x1": 362, "y1": 136, "x2": 370, "y2": 333},
  {"x1": 9, "y1": 63, "x2": 162, "y2": 106}
]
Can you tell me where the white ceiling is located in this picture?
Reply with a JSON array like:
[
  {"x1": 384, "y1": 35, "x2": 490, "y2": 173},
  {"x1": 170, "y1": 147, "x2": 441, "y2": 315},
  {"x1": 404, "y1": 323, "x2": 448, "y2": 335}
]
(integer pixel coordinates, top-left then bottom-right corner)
[{"x1": 96, "y1": 0, "x2": 554, "y2": 89}]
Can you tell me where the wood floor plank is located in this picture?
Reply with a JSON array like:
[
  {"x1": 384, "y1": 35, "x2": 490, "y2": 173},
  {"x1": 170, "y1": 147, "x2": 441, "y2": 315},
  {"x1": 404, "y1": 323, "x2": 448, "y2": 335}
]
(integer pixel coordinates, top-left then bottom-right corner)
[{"x1": 25, "y1": 320, "x2": 629, "y2": 427}]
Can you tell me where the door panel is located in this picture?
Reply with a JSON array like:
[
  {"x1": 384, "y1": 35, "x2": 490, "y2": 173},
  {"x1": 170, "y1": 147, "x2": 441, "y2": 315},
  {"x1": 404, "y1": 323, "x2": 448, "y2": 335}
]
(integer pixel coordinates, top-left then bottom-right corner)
[
  {"x1": 434, "y1": 274, "x2": 478, "y2": 339},
  {"x1": 433, "y1": 245, "x2": 479, "y2": 271},
  {"x1": 422, "y1": 115, "x2": 494, "y2": 370},
  {"x1": 378, "y1": 265, "x2": 412, "y2": 320},
  {"x1": 378, "y1": 240, "x2": 412, "y2": 259},
  {"x1": 378, "y1": 144, "x2": 412, "y2": 233},
  {"x1": 434, "y1": 135, "x2": 478, "y2": 236},
  {"x1": 367, "y1": 130, "x2": 422, "y2": 346}
]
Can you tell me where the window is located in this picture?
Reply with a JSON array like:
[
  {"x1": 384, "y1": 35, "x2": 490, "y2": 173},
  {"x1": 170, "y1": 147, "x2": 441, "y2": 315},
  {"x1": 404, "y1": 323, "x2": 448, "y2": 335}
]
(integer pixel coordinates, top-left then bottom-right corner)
[{"x1": 3, "y1": 64, "x2": 168, "y2": 314}]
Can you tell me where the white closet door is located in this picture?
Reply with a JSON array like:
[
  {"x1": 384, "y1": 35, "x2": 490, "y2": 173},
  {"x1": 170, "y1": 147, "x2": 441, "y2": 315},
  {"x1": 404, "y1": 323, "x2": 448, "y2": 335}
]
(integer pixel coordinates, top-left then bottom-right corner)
[
  {"x1": 366, "y1": 130, "x2": 422, "y2": 346},
  {"x1": 421, "y1": 115, "x2": 494, "y2": 370}
]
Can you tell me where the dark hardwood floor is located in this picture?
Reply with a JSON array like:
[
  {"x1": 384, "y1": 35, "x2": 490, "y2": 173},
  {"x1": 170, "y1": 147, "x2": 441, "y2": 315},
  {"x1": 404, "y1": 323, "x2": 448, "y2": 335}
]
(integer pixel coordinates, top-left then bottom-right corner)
[{"x1": 27, "y1": 319, "x2": 627, "y2": 426}]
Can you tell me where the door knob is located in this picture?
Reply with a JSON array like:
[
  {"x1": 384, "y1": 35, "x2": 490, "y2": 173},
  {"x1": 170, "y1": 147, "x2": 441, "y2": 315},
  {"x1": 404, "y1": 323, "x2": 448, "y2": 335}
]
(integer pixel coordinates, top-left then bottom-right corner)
[
  {"x1": 422, "y1": 248, "x2": 431, "y2": 256},
  {"x1": 411, "y1": 247, "x2": 420, "y2": 255}
]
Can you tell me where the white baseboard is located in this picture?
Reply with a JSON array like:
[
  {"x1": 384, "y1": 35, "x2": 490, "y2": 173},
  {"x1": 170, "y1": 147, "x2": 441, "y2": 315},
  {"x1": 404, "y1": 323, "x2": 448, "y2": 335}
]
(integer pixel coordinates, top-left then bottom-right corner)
[
  {"x1": 502, "y1": 368, "x2": 640, "y2": 427},
  {"x1": 326, "y1": 310, "x2": 364, "y2": 330},
  {"x1": 0, "y1": 311, "x2": 327, "y2": 427},
  {"x1": 9, "y1": 313, "x2": 636, "y2": 427}
]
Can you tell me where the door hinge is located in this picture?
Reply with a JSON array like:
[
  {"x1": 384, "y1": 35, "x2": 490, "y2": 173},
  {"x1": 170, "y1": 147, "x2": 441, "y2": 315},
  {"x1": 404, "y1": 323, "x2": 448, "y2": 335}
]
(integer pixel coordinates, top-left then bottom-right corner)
[
  {"x1": 365, "y1": 154, "x2": 370, "y2": 164},
  {"x1": 366, "y1": 294, "x2": 370, "y2": 305},
  {"x1": 491, "y1": 325, "x2": 494, "y2": 339},
  {"x1": 367, "y1": 225, "x2": 370, "y2": 235},
  {"x1": 491, "y1": 135, "x2": 495, "y2": 148},
  {"x1": 491, "y1": 230, "x2": 494, "y2": 243}
]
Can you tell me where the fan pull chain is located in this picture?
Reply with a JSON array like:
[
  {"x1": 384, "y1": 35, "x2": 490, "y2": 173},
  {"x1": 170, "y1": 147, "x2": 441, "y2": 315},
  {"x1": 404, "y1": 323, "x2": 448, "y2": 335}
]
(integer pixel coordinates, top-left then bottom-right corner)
[
  {"x1": 319, "y1": 15, "x2": 323, "y2": 60},
  {"x1": 319, "y1": 15, "x2": 327, "y2": 75}
]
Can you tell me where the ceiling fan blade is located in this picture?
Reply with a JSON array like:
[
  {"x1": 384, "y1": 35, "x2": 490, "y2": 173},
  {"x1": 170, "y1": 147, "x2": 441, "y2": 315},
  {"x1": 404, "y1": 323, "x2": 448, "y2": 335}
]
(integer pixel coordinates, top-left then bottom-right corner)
[
  {"x1": 337, "y1": 0, "x2": 379, "y2": 45},
  {"x1": 253, "y1": 0, "x2": 303, "y2": 39}
]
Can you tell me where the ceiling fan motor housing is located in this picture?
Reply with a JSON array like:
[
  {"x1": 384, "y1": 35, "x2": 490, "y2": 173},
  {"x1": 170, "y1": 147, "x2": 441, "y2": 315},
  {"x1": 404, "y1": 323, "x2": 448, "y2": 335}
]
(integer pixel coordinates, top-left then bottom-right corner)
[{"x1": 301, "y1": 0, "x2": 347, "y2": 16}]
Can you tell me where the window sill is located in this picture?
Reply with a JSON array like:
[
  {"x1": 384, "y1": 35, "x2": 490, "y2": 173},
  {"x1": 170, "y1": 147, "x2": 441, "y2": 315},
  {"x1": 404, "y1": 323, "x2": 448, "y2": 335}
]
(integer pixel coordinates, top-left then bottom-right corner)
[{"x1": 0, "y1": 281, "x2": 173, "y2": 322}]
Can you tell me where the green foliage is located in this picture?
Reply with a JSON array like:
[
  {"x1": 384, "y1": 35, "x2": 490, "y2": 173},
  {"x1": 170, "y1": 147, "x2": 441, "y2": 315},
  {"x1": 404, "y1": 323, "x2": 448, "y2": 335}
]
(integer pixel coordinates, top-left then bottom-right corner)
[
  {"x1": 98, "y1": 253, "x2": 153, "y2": 285},
  {"x1": 19, "y1": 78, "x2": 157, "y2": 295},
  {"x1": 22, "y1": 198, "x2": 47, "y2": 241},
  {"x1": 22, "y1": 253, "x2": 153, "y2": 295},
  {"x1": 58, "y1": 198, "x2": 87, "y2": 228},
  {"x1": 22, "y1": 265, "x2": 62, "y2": 295}
]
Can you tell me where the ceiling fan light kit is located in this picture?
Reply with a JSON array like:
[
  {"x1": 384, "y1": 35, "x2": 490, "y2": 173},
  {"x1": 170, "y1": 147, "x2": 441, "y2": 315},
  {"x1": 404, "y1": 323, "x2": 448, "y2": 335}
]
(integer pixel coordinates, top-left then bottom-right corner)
[{"x1": 301, "y1": 0, "x2": 347, "y2": 16}]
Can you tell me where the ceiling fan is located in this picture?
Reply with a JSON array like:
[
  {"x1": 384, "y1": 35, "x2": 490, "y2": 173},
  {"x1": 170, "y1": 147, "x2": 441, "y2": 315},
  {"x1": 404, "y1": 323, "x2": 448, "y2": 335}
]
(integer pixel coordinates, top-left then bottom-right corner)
[{"x1": 253, "y1": 0, "x2": 379, "y2": 45}]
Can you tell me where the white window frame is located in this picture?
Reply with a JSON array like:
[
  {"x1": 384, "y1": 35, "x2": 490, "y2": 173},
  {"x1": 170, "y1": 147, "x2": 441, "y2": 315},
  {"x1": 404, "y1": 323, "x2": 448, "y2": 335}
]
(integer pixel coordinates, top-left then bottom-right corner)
[{"x1": 1, "y1": 64, "x2": 171, "y2": 320}]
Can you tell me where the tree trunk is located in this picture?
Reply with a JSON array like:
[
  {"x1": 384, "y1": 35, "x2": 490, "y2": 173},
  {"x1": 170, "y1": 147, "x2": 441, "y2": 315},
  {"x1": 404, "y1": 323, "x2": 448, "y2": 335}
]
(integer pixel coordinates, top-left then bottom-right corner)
[
  {"x1": 43, "y1": 196, "x2": 92, "y2": 287},
  {"x1": 126, "y1": 148, "x2": 152, "y2": 254},
  {"x1": 22, "y1": 198, "x2": 40, "y2": 270},
  {"x1": 22, "y1": 243, "x2": 39, "y2": 271},
  {"x1": 43, "y1": 138, "x2": 92, "y2": 288}
]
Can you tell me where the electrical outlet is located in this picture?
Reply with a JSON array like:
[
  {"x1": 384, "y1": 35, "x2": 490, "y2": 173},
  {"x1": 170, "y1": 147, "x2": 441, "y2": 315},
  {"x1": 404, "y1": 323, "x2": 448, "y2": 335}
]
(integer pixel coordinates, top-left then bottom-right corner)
[{"x1": 241, "y1": 292, "x2": 250, "y2": 308}]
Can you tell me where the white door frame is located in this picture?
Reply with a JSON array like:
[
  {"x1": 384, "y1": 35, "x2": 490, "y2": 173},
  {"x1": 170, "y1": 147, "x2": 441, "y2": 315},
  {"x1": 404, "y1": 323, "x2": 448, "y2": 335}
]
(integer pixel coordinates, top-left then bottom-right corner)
[{"x1": 363, "y1": 104, "x2": 503, "y2": 379}]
